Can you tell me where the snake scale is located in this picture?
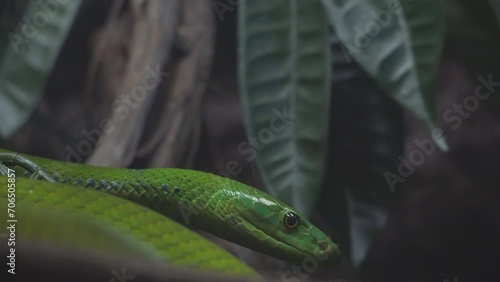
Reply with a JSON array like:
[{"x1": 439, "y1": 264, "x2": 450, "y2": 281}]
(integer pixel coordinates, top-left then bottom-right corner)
[{"x1": 0, "y1": 148, "x2": 340, "y2": 277}]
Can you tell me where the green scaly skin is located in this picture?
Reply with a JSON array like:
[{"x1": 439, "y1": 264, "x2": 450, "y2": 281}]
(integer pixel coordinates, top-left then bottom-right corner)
[
  {"x1": 0, "y1": 176, "x2": 258, "y2": 277},
  {"x1": 0, "y1": 149, "x2": 341, "y2": 267}
]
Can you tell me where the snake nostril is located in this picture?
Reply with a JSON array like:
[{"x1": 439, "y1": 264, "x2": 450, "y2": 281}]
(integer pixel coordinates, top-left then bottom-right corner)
[{"x1": 317, "y1": 240, "x2": 329, "y2": 251}]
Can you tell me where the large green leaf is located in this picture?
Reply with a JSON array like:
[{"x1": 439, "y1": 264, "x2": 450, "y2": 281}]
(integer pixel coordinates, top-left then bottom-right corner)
[
  {"x1": 0, "y1": 0, "x2": 81, "y2": 138},
  {"x1": 322, "y1": 0, "x2": 447, "y2": 150},
  {"x1": 238, "y1": 0, "x2": 331, "y2": 216}
]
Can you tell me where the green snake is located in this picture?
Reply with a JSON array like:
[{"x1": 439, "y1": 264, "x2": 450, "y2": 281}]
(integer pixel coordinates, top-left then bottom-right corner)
[
  {"x1": 0, "y1": 176, "x2": 259, "y2": 277},
  {"x1": 0, "y1": 149, "x2": 340, "y2": 277}
]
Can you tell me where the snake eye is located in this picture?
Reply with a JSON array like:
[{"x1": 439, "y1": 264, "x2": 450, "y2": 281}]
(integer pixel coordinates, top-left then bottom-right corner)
[{"x1": 283, "y1": 212, "x2": 300, "y2": 229}]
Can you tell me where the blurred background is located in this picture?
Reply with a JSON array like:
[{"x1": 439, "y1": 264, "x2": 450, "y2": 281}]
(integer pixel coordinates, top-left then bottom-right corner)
[{"x1": 1, "y1": 0, "x2": 500, "y2": 281}]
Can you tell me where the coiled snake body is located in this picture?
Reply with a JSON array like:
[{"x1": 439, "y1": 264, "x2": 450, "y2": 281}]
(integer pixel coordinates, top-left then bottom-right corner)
[{"x1": 0, "y1": 149, "x2": 340, "y2": 277}]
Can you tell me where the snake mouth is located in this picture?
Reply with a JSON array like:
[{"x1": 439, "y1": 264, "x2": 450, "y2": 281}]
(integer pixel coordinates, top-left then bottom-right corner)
[
  {"x1": 264, "y1": 235, "x2": 340, "y2": 266},
  {"x1": 265, "y1": 235, "x2": 314, "y2": 263},
  {"x1": 232, "y1": 217, "x2": 310, "y2": 263},
  {"x1": 239, "y1": 219, "x2": 337, "y2": 265}
]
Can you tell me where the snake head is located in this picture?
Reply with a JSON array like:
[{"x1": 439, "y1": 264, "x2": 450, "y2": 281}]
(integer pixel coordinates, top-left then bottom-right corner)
[{"x1": 231, "y1": 189, "x2": 341, "y2": 266}]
